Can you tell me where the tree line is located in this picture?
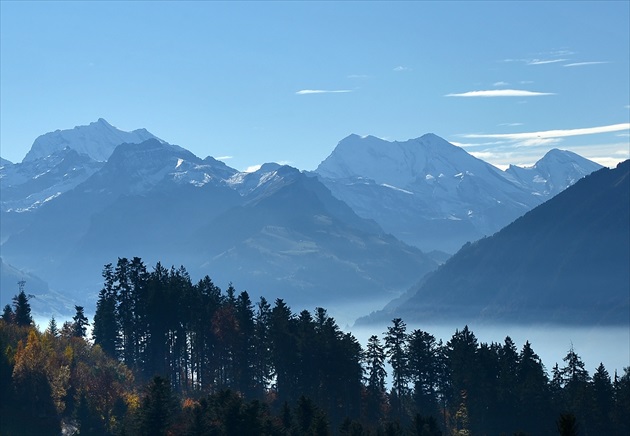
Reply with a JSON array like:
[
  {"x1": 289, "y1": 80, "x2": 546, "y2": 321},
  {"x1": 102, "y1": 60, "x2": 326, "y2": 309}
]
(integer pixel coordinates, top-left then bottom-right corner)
[{"x1": 1, "y1": 256, "x2": 629, "y2": 435}]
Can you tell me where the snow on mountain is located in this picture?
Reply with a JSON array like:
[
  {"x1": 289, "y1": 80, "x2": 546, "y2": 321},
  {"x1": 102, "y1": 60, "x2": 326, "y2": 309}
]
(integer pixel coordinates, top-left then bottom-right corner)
[
  {"x1": 23, "y1": 118, "x2": 161, "y2": 163},
  {"x1": 505, "y1": 148, "x2": 603, "y2": 197},
  {"x1": 226, "y1": 163, "x2": 302, "y2": 199},
  {"x1": 315, "y1": 133, "x2": 542, "y2": 253},
  {"x1": 358, "y1": 161, "x2": 630, "y2": 326},
  {"x1": 80, "y1": 138, "x2": 239, "y2": 195},
  {"x1": 1, "y1": 147, "x2": 104, "y2": 212}
]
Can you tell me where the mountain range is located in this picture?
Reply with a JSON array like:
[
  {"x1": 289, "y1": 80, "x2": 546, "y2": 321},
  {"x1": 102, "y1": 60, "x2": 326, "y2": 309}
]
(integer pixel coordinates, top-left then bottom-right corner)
[
  {"x1": 315, "y1": 134, "x2": 602, "y2": 253},
  {"x1": 0, "y1": 120, "x2": 608, "y2": 322},
  {"x1": 357, "y1": 160, "x2": 630, "y2": 326}
]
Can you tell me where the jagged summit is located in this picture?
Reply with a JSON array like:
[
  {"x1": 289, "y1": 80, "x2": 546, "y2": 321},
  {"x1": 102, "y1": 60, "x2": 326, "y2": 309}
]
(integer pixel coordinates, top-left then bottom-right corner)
[
  {"x1": 23, "y1": 118, "x2": 162, "y2": 163},
  {"x1": 505, "y1": 148, "x2": 602, "y2": 196}
]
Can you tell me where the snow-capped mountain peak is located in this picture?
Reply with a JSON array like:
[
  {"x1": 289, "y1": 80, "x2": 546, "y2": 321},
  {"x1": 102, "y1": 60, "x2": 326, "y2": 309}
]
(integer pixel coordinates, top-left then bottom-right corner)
[
  {"x1": 505, "y1": 148, "x2": 603, "y2": 196},
  {"x1": 315, "y1": 133, "x2": 488, "y2": 189},
  {"x1": 23, "y1": 118, "x2": 162, "y2": 163}
]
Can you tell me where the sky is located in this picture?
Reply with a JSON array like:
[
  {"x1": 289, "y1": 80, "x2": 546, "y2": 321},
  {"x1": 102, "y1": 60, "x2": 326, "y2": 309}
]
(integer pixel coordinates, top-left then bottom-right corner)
[{"x1": 1, "y1": 1, "x2": 629, "y2": 171}]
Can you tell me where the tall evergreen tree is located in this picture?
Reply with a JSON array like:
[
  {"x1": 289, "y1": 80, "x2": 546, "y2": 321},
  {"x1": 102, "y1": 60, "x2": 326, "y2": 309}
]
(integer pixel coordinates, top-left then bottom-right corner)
[
  {"x1": 364, "y1": 334, "x2": 387, "y2": 424},
  {"x1": 12, "y1": 285, "x2": 33, "y2": 327},
  {"x1": 558, "y1": 345, "x2": 591, "y2": 431},
  {"x1": 138, "y1": 375, "x2": 179, "y2": 436},
  {"x1": 72, "y1": 305, "x2": 89, "y2": 338},
  {"x1": 269, "y1": 299, "x2": 299, "y2": 405},
  {"x1": 45, "y1": 316, "x2": 59, "y2": 338},
  {"x1": 93, "y1": 263, "x2": 119, "y2": 358},
  {"x1": 446, "y1": 326, "x2": 479, "y2": 432},
  {"x1": 590, "y1": 362, "x2": 613, "y2": 435},
  {"x1": 384, "y1": 318, "x2": 409, "y2": 419},
  {"x1": 253, "y1": 296, "x2": 272, "y2": 398},
  {"x1": 516, "y1": 341, "x2": 551, "y2": 434},
  {"x1": 1, "y1": 304, "x2": 14, "y2": 323},
  {"x1": 407, "y1": 329, "x2": 441, "y2": 419}
]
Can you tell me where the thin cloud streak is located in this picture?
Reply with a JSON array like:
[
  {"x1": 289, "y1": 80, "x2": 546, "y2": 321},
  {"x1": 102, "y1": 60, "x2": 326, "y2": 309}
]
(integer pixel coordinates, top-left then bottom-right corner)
[
  {"x1": 296, "y1": 89, "x2": 352, "y2": 95},
  {"x1": 446, "y1": 89, "x2": 554, "y2": 97},
  {"x1": 563, "y1": 61, "x2": 609, "y2": 67},
  {"x1": 461, "y1": 123, "x2": 630, "y2": 140},
  {"x1": 215, "y1": 155, "x2": 233, "y2": 161},
  {"x1": 527, "y1": 58, "x2": 568, "y2": 65}
]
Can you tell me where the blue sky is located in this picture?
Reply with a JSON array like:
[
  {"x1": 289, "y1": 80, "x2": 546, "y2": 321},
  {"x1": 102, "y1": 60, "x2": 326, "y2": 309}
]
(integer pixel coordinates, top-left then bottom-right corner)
[{"x1": 1, "y1": 1, "x2": 629, "y2": 171}]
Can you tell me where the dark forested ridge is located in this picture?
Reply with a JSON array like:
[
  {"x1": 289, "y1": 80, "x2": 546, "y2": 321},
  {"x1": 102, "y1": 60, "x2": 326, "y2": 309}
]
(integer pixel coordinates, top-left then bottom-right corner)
[
  {"x1": 361, "y1": 160, "x2": 630, "y2": 326},
  {"x1": 1, "y1": 259, "x2": 629, "y2": 435}
]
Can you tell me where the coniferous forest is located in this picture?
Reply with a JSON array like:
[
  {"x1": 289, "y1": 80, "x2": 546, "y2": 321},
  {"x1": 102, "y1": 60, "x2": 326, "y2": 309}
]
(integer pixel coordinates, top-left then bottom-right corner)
[{"x1": 1, "y1": 258, "x2": 629, "y2": 435}]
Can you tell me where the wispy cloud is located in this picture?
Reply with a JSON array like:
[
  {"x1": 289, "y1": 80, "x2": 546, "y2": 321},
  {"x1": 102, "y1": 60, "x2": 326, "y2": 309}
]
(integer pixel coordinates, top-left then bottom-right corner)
[
  {"x1": 446, "y1": 89, "x2": 554, "y2": 97},
  {"x1": 393, "y1": 66, "x2": 411, "y2": 72},
  {"x1": 563, "y1": 61, "x2": 609, "y2": 67},
  {"x1": 461, "y1": 123, "x2": 630, "y2": 141},
  {"x1": 493, "y1": 81, "x2": 509, "y2": 87},
  {"x1": 498, "y1": 122, "x2": 524, "y2": 127},
  {"x1": 215, "y1": 155, "x2": 233, "y2": 161},
  {"x1": 527, "y1": 58, "x2": 568, "y2": 65},
  {"x1": 296, "y1": 89, "x2": 352, "y2": 95}
]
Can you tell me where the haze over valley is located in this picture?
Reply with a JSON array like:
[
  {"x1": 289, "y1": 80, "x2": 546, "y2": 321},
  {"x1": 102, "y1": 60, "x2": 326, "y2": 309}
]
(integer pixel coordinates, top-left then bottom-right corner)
[{"x1": 1, "y1": 3, "x2": 629, "y2": 434}]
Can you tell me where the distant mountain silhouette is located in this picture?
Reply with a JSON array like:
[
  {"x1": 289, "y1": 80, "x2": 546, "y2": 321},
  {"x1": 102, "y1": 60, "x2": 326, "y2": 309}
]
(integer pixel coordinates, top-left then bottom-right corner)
[
  {"x1": 2, "y1": 138, "x2": 437, "y2": 311},
  {"x1": 358, "y1": 160, "x2": 630, "y2": 325}
]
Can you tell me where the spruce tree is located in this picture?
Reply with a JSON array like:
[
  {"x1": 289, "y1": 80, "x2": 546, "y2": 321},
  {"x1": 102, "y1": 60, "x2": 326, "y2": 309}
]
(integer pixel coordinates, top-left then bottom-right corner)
[
  {"x1": 93, "y1": 263, "x2": 119, "y2": 357},
  {"x1": 12, "y1": 285, "x2": 33, "y2": 327},
  {"x1": 1, "y1": 304, "x2": 14, "y2": 323},
  {"x1": 384, "y1": 318, "x2": 409, "y2": 418},
  {"x1": 364, "y1": 334, "x2": 387, "y2": 424},
  {"x1": 46, "y1": 316, "x2": 59, "y2": 337},
  {"x1": 138, "y1": 376, "x2": 178, "y2": 436},
  {"x1": 72, "y1": 305, "x2": 89, "y2": 338},
  {"x1": 591, "y1": 363, "x2": 613, "y2": 435}
]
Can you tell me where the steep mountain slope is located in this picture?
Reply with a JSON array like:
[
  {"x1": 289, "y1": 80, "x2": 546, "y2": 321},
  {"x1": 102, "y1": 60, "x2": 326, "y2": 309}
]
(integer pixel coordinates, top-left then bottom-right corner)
[
  {"x1": 186, "y1": 166, "x2": 436, "y2": 308},
  {"x1": 315, "y1": 134, "x2": 602, "y2": 253},
  {"x1": 358, "y1": 160, "x2": 630, "y2": 325},
  {"x1": 2, "y1": 137, "x2": 437, "y2": 312},
  {"x1": 23, "y1": 118, "x2": 160, "y2": 162},
  {"x1": 1, "y1": 148, "x2": 104, "y2": 212},
  {"x1": 1, "y1": 119, "x2": 165, "y2": 242},
  {"x1": 0, "y1": 138, "x2": 241, "y2": 291}
]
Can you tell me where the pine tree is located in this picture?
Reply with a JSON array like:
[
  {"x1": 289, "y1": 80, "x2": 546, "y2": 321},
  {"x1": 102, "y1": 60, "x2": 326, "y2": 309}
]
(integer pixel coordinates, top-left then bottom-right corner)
[
  {"x1": 72, "y1": 305, "x2": 89, "y2": 338},
  {"x1": 12, "y1": 284, "x2": 33, "y2": 327},
  {"x1": 46, "y1": 316, "x2": 59, "y2": 337},
  {"x1": 384, "y1": 317, "x2": 409, "y2": 416},
  {"x1": 446, "y1": 326, "x2": 479, "y2": 433},
  {"x1": 93, "y1": 263, "x2": 119, "y2": 357},
  {"x1": 559, "y1": 345, "x2": 590, "y2": 431},
  {"x1": 516, "y1": 341, "x2": 550, "y2": 434},
  {"x1": 269, "y1": 299, "x2": 299, "y2": 405},
  {"x1": 138, "y1": 376, "x2": 179, "y2": 436},
  {"x1": 2, "y1": 304, "x2": 14, "y2": 323},
  {"x1": 590, "y1": 362, "x2": 613, "y2": 435},
  {"x1": 364, "y1": 334, "x2": 387, "y2": 424},
  {"x1": 407, "y1": 329, "x2": 441, "y2": 419}
]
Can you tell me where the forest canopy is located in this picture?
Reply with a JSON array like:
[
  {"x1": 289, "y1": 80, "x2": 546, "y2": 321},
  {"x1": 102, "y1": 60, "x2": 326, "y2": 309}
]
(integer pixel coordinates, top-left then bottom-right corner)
[{"x1": 1, "y1": 257, "x2": 628, "y2": 435}]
